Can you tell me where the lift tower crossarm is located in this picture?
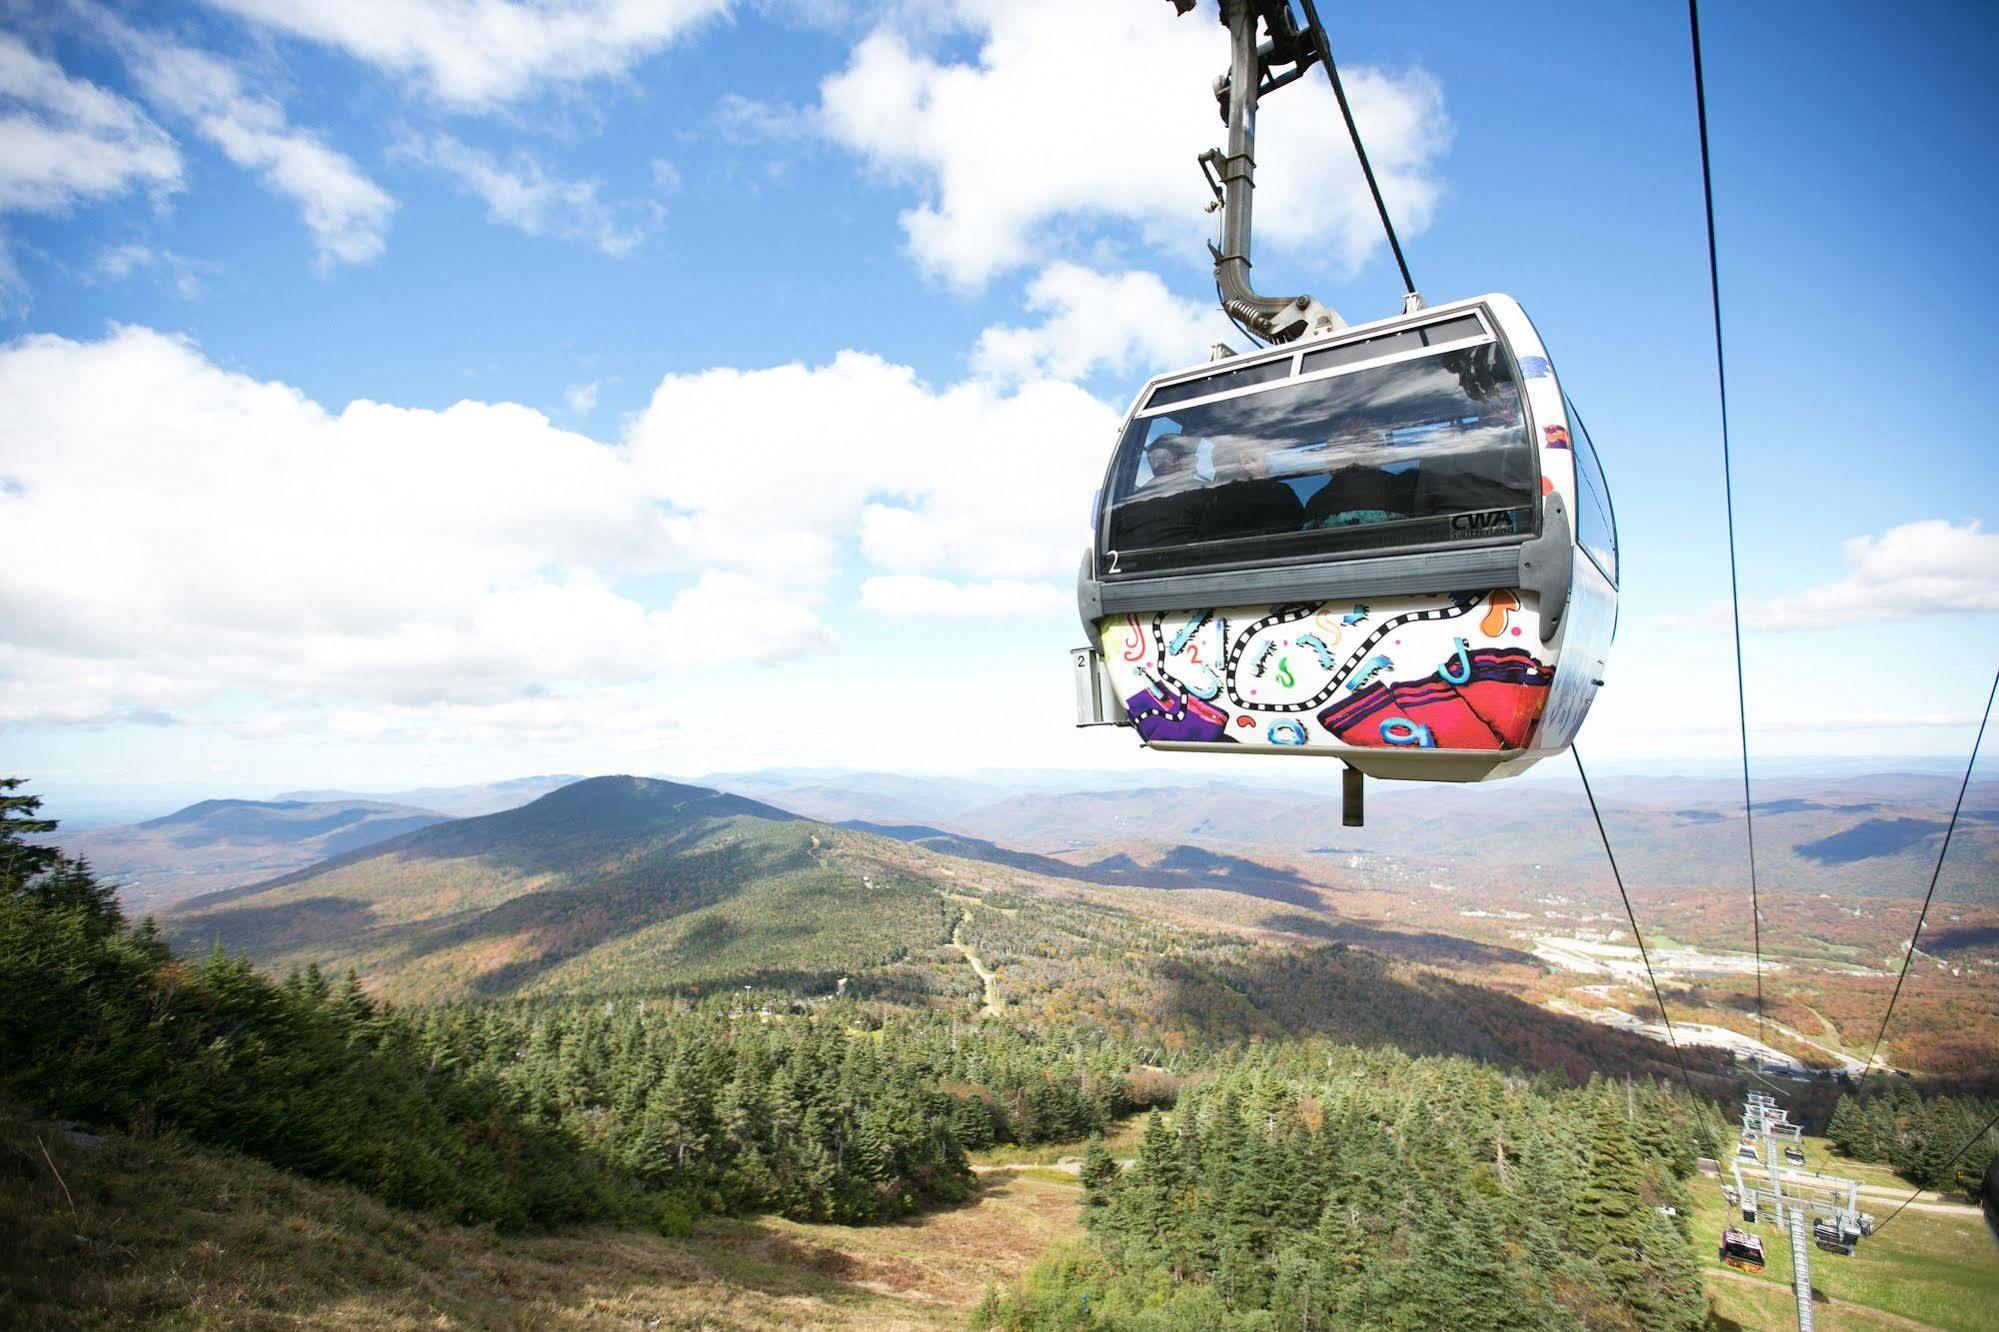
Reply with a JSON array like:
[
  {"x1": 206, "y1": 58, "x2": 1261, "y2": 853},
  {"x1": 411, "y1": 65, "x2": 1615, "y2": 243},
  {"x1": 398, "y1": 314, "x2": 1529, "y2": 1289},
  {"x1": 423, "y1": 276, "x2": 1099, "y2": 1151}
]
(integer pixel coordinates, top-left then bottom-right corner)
[{"x1": 1198, "y1": 0, "x2": 1345, "y2": 344}]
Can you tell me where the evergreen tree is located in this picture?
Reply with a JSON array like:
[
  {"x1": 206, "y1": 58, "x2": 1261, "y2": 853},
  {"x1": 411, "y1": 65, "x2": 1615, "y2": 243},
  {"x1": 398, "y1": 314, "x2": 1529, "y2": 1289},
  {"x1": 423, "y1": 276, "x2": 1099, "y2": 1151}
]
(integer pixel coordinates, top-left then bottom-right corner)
[
  {"x1": 1079, "y1": 1136, "x2": 1119, "y2": 1213},
  {"x1": 0, "y1": 777, "x2": 61, "y2": 885}
]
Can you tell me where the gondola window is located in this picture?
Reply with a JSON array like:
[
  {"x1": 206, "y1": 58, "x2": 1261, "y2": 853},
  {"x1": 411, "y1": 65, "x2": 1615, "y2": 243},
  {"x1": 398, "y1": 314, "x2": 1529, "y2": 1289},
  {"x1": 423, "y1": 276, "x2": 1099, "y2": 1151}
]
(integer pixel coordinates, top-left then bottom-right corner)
[{"x1": 1101, "y1": 339, "x2": 1536, "y2": 574}]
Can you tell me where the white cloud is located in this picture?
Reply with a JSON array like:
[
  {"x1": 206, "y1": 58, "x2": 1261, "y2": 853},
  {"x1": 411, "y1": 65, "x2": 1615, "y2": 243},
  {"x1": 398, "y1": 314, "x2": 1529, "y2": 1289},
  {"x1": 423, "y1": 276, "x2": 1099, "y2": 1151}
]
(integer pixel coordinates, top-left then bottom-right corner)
[
  {"x1": 0, "y1": 325, "x2": 1107, "y2": 730},
  {"x1": 858, "y1": 576, "x2": 1069, "y2": 620},
  {"x1": 0, "y1": 33, "x2": 181, "y2": 214},
  {"x1": 234, "y1": 689, "x2": 687, "y2": 749},
  {"x1": 715, "y1": 92, "x2": 810, "y2": 144},
  {"x1": 115, "y1": 32, "x2": 394, "y2": 267},
  {"x1": 404, "y1": 134, "x2": 647, "y2": 255},
  {"x1": 91, "y1": 242, "x2": 206, "y2": 296},
  {"x1": 0, "y1": 325, "x2": 803, "y2": 726},
  {"x1": 1665, "y1": 520, "x2": 1999, "y2": 632},
  {"x1": 565, "y1": 379, "x2": 603, "y2": 414},
  {"x1": 971, "y1": 262, "x2": 1233, "y2": 383},
  {"x1": 204, "y1": 0, "x2": 732, "y2": 108},
  {"x1": 817, "y1": 0, "x2": 1449, "y2": 288},
  {"x1": 627, "y1": 352, "x2": 1113, "y2": 592}
]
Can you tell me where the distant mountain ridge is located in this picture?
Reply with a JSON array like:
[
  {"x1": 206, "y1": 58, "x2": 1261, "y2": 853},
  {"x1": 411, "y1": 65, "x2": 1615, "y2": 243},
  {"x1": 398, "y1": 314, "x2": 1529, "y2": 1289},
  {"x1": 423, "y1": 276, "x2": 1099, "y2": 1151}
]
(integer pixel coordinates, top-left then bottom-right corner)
[
  {"x1": 930, "y1": 774, "x2": 1999, "y2": 904},
  {"x1": 60, "y1": 797, "x2": 452, "y2": 912},
  {"x1": 840, "y1": 820, "x2": 1326, "y2": 906}
]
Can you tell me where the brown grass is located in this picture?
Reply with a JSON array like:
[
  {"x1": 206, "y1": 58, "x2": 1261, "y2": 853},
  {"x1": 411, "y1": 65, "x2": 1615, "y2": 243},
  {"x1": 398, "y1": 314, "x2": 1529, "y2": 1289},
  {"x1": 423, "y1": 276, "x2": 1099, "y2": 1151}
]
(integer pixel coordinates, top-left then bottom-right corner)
[{"x1": 1, "y1": 1114, "x2": 1081, "y2": 1330}]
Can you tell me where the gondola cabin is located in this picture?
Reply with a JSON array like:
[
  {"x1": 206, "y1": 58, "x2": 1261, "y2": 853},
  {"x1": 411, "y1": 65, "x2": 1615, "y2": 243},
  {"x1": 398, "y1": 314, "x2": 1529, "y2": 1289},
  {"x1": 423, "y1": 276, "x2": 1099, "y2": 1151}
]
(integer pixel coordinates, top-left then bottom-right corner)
[
  {"x1": 1074, "y1": 295, "x2": 1616, "y2": 782},
  {"x1": 1719, "y1": 1226, "x2": 1765, "y2": 1273}
]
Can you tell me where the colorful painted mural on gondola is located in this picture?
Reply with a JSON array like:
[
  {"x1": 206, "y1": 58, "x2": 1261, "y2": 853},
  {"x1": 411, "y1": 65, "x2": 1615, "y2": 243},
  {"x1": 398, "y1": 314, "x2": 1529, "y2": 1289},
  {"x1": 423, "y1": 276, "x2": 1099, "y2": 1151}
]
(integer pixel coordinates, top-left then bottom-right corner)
[{"x1": 1099, "y1": 588, "x2": 1553, "y2": 752}]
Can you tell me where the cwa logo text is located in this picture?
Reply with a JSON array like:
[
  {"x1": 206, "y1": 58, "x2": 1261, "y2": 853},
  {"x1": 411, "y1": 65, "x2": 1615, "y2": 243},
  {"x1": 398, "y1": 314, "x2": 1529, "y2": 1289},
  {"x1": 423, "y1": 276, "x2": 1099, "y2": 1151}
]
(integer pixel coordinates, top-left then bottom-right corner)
[{"x1": 1451, "y1": 510, "x2": 1518, "y2": 535}]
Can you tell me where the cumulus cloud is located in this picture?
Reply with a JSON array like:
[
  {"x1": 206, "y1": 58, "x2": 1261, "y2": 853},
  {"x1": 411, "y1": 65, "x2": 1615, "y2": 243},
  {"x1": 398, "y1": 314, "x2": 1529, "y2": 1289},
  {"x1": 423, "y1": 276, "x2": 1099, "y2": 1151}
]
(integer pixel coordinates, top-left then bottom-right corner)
[
  {"x1": 1666, "y1": 520, "x2": 1999, "y2": 632},
  {"x1": 627, "y1": 352, "x2": 1112, "y2": 593},
  {"x1": 565, "y1": 379, "x2": 603, "y2": 414},
  {"x1": 402, "y1": 134, "x2": 649, "y2": 256},
  {"x1": 971, "y1": 263, "x2": 1234, "y2": 384},
  {"x1": 0, "y1": 326, "x2": 1107, "y2": 729},
  {"x1": 857, "y1": 575, "x2": 1069, "y2": 620},
  {"x1": 817, "y1": 0, "x2": 1449, "y2": 287},
  {"x1": 111, "y1": 29, "x2": 394, "y2": 267},
  {"x1": 0, "y1": 33, "x2": 181, "y2": 215},
  {"x1": 0, "y1": 325, "x2": 782, "y2": 725},
  {"x1": 204, "y1": 0, "x2": 732, "y2": 108}
]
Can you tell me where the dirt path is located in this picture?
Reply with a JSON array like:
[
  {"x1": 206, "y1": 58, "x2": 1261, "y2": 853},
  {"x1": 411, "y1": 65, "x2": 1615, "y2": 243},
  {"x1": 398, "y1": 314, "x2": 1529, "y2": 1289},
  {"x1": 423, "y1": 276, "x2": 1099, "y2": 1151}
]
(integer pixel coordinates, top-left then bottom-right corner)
[{"x1": 951, "y1": 911, "x2": 1002, "y2": 1017}]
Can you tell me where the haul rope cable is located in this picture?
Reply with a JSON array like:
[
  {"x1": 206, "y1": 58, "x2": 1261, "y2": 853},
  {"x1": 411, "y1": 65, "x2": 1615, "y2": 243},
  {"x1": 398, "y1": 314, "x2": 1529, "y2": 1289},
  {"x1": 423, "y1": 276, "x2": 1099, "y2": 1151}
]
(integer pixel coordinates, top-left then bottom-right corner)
[
  {"x1": 1688, "y1": 0, "x2": 1768, "y2": 1048},
  {"x1": 1575, "y1": 748, "x2": 1696, "y2": 1100},
  {"x1": 1689, "y1": 0, "x2": 1996, "y2": 1239},
  {"x1": 1298, "y1": 0, "x2": 1417, "y2": 300},
  {"x1": 1861, "y1": 663, "x2": 1998, "y2": 1077}
]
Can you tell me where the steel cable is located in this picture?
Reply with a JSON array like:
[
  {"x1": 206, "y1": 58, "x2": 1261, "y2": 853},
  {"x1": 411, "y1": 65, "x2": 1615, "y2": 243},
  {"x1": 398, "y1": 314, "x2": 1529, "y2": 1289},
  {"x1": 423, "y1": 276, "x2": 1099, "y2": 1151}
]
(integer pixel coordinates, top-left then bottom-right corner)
[
  {"x1": 1861, "y1": 664, "x2": 1997, "y2": 1077},
  {"x1": 1298, "y1": 0, "x2": 1416, "y2": 298},
  {"x1": 1687, "y1": 0, "x2": 1768, "y2": 1048},
  {"x1": 1575, "y1": 748, "x2": 1696, "y2": 1100}
]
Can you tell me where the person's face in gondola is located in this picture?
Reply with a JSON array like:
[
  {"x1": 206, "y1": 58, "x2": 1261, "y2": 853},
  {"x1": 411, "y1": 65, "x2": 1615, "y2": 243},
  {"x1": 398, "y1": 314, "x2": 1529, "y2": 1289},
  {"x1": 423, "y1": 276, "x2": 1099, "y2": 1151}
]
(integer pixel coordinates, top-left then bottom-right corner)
[{"x1": 1144, "y1": 436, "x2": 1194, "y2": 484}]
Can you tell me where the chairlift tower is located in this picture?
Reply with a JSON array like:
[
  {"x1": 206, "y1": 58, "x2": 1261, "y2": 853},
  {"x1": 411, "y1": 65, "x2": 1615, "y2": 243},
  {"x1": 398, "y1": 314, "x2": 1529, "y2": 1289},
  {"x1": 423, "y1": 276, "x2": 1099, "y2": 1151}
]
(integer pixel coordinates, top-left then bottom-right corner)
[{"x1": 1725, "y1": 1092, "x2": 1869, "y2": 1332}]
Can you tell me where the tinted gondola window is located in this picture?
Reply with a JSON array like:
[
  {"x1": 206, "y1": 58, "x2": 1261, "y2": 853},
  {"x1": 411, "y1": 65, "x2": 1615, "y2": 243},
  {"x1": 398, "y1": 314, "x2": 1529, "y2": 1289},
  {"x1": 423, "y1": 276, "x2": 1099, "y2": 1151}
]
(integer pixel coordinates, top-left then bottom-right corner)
[
  {"x1": 1566, "y1": 399, "x2": 1617, "y2": 584},
  {"x1": 1102, "y1": 340, "x2": 1535, "y2": 573}
]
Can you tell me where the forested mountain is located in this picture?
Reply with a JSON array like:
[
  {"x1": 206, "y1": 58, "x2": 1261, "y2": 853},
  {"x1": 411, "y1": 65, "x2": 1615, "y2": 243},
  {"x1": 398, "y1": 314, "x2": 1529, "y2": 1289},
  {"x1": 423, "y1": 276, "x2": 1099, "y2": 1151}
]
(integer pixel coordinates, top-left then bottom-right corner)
[
  {"x1": 167, "y1": 775, "x2": 939, "y2": 1004},
  {"x1": 160, "y1": 777, "x2": 1719, "y2": 1090},
  {"x1": 56, "y1": 797, "x2": 451, "y2": 911}
]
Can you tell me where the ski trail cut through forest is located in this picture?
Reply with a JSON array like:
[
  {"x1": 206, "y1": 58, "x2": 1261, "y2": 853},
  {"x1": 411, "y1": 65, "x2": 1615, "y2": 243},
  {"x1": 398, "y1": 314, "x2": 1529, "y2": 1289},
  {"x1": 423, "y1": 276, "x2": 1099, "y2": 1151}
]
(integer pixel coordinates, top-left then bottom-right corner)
[{"x1": 952, "y1": 909, "x2": 1002, "y2": 1017}]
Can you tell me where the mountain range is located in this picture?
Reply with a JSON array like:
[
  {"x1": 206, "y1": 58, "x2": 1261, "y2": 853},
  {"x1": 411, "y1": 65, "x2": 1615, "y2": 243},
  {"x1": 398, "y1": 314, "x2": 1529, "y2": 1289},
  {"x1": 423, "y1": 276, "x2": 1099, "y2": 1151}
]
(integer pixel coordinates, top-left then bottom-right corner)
[
  {"x1": 62, "y1": 798, "x2": 452, "y2": 912},
  {"x1": 84, "y1": 765, "x2": 1999, "y2": 921},
  {"x1": 159, "y1": 774, "x2": 1714, "y2": 1085}
]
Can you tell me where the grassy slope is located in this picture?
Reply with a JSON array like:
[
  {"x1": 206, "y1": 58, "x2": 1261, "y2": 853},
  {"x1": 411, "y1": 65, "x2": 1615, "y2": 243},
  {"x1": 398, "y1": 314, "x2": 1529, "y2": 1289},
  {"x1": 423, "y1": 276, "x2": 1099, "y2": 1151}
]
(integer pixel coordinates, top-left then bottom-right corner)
[
  {"x1": 0, "y1": 1111, "x2": 1078, "y2": 1330},
  {"x1": 1689, "y1": 1137, "x2": 1998, "y2": 1332}
]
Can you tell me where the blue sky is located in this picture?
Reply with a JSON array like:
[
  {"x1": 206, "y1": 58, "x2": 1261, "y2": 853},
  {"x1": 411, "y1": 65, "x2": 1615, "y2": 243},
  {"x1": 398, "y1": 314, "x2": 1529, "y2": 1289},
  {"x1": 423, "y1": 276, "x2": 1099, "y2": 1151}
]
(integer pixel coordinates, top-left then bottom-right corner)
[{"x1": 2, "y1": 0, "x2": 1996, "y2": 817}]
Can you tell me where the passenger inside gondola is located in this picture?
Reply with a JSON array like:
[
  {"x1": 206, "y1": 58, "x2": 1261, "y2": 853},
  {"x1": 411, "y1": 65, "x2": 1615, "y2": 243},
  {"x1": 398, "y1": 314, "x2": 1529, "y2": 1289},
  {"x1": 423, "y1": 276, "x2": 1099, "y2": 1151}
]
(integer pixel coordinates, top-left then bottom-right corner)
[
  {"x1": 1109, "y1": 432, "x2": 1208, "y2": 549},
  {"x1": 1202, "y1": 436, "x2": 1302, "y2": 539}
]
